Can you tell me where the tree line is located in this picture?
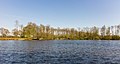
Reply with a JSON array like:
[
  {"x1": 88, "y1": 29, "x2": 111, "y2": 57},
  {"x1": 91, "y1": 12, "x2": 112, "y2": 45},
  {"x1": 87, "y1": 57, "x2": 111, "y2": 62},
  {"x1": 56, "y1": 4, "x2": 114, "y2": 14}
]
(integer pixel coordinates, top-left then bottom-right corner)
[{"x1": 0, "y1": 21, "x2": 120, "y2": 40}]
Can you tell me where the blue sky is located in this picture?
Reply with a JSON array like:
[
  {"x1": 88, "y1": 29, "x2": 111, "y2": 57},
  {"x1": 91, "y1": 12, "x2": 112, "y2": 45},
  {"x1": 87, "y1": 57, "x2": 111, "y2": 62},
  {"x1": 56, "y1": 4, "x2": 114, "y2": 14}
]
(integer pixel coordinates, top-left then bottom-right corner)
[{"x1": 0, "y1": 0, "x2": 120, "y2": 30}]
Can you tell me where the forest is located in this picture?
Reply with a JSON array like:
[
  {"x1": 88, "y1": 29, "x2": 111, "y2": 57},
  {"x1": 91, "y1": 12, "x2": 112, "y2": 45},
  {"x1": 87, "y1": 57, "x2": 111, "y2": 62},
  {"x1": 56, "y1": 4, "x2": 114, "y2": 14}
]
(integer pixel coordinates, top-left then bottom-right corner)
[{"x1": 0, "y1": 21, "x2": 120, "y2": 40}]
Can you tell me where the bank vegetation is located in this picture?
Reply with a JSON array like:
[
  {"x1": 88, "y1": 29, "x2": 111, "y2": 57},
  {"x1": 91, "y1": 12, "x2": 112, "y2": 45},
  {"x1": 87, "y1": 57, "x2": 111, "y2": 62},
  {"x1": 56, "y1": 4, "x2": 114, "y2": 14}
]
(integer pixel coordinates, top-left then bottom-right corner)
[{"x1": 0, "y1": 21, "x2": 120, "y2": 40}]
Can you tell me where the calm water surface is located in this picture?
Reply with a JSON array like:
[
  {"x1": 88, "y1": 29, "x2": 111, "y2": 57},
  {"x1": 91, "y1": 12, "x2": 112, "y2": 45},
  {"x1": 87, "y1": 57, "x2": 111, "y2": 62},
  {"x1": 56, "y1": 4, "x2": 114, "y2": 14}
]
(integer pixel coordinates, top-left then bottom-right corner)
[{"x1": 0, "y1": 40, "x2": 120, "y2": 64}]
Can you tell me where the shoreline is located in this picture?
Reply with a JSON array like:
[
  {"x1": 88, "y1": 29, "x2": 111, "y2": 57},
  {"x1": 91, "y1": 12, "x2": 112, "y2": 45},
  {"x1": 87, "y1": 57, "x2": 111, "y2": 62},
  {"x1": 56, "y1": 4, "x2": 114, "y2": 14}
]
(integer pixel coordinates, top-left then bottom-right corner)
[
  {"x1": 0, "y1": 38, "x2": 120, "y2": 40},
  {"x1": 0, "y1": 38, "x2": 32, "y2": 40}
]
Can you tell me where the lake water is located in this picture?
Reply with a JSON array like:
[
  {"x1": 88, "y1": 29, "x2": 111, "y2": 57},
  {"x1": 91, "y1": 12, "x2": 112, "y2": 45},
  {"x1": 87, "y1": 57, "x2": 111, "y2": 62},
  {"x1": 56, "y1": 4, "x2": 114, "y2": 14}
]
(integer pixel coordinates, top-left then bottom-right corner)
[{"x1": 0, "y1": 40, "x2": 120, "y2": 64}]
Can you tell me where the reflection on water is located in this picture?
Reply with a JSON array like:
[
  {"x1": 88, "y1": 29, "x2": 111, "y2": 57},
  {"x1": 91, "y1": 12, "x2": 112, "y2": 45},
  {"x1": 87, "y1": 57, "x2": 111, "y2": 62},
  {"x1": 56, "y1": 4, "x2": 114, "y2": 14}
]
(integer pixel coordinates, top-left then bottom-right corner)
[{"x1": 0, "y1": 40, "x2": 120, "y2": 64}]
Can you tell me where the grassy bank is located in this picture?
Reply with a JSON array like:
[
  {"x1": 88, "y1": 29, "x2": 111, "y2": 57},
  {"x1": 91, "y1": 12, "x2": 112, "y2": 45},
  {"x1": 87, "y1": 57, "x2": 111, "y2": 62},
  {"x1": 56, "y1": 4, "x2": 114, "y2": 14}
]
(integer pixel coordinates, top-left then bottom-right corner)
[{"x1": 0, "y1": 38, "x2": 32, "y2": 40}]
